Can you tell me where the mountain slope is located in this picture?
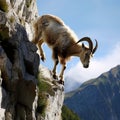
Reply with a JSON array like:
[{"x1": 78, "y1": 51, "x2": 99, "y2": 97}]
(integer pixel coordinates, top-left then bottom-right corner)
[
  {"x1": 62, "y1": 105, "x2": 80, "y2": 120},
  {"x1": 64, "y1": 65, "x2": 120, "y2": 120}
]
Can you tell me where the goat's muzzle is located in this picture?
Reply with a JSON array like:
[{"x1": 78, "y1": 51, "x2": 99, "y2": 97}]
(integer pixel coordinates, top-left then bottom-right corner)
[{"x1": 83, "y1": 64, "x2": 89, "y2": 68}]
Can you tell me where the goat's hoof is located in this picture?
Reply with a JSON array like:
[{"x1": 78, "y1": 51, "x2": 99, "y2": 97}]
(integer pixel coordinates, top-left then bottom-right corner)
[
  {"x1": 53, "y1": 74, "x2": 58, "y2": 80},
  {"x1": 57, "y1": 80, "x2": 64, "y2": 85}
]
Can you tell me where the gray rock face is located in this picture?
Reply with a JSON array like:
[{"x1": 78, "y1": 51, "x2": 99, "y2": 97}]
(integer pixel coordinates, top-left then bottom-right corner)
[
  {"x1": 0, "y1": 0, "x2": 39, "y2": 119},
  {"x1": 38, "y1": 65, "x2": 64, "y2": 120},
  {"x1": 0, "y1": 0, "x2": 64, "y2": 120},
  {"x1": 65, "y1": 65, "x2": 120, "y2": 120}
]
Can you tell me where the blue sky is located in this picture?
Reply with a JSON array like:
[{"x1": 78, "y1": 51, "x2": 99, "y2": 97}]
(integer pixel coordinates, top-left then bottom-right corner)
[{"x1": 37, "y1": 0, "x2": 120, "y2": 91}]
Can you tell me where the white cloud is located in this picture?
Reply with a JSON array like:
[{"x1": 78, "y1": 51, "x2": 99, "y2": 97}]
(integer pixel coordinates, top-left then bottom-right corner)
[{"x1": 65, "y1": 42, "x2": 120, "y2": 88}]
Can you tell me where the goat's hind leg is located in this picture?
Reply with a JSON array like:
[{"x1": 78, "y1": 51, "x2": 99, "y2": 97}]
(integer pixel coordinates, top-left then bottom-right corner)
[
  {"x1": 59, "y1": 59, "x2": 66, "y2": 85},
  {"x1": 59, "y1": 64, "x2": 66, "y2": 85}
]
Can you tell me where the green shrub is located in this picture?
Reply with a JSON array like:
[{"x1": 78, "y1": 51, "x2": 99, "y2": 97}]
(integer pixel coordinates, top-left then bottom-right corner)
[
  {"x1": 36, "y1": 71, "x2": 55, "y2": 116},
  {"x1": 37, "y1": 92, "x2": 47, "y2": 116},
  {"x1": 0, "y1": 0, "x2": 8, "y2": 12},
  {"x1": 38, "y1": 77, "x2": 55, "y2": 96}
]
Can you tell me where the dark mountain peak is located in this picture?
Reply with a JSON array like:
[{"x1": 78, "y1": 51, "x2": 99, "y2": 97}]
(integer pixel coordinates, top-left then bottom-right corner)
[
  {"x1": 99, "y1": 64, "x2": 120, "y2": 82},
  {"x1": 65, "y1": 65, "x2": 120, "y2": 120}
]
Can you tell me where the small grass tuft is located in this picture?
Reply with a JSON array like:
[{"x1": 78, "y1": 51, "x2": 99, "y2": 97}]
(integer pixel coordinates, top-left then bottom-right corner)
[
  {"x1": 9, "y1": 16, "x2": 15, "y2": 23},
  {"x1": 26, "y1": 0, "x2": 32, "y2": 8},
  {"x1": 0, "y1": 0, "x2": 9, "y2": 12},
  {"x1": 38, "y1": 78, "x2": 55, "y2": 96},
  {"x1": 37, "y1": 92, "x2": 48, "y2": 116}
]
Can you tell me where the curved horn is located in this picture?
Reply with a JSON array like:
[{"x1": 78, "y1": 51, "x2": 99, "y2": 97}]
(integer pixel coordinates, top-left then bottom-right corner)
[
  {"x1": 92, "y1": 39, "x2": 98, "y2": 54},
  {"x1": 76, "y1": 37, "x2": 93, "y2": 51}
]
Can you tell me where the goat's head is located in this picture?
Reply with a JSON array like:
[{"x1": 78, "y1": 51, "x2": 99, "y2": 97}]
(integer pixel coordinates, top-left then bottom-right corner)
[{"x1": 77, "y1": 37, "x2": 98, "y2": 68}]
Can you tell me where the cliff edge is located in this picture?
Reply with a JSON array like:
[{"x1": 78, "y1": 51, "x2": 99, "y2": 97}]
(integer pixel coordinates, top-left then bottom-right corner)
[{"x1": 0, "y1": 0, "x2": 64, "y2": 120}]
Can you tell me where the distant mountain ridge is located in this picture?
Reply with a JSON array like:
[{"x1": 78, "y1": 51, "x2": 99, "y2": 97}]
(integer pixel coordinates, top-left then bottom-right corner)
[{"x1": 64, "y1": 65, "x2": 120, "y2": 120}]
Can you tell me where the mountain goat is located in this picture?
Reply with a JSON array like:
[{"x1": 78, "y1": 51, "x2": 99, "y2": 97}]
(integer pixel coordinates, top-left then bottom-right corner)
[{"x1": 32, "y1": 14, "x2": 98, "y2": 84}]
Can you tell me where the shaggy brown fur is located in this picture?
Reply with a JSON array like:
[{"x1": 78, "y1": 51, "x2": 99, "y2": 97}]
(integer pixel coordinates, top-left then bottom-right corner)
[{"x1": 32, "y1": 14, "x2": 98, "y2": 84}]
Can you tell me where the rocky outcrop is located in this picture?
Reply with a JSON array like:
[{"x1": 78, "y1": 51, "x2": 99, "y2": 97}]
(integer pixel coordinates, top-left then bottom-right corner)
[
  {"x1": 37, "y1": 66, "x2": 64, "y2": 120},
  {"x1": 0, "y1": 0, "x2": 64, "y2": 120},
  {"x1": 65, "y1": 65, "x2": 120, "y2": 120},
  {"x1": 0, "y1": 0, "x2": 39, "y2": 119}
]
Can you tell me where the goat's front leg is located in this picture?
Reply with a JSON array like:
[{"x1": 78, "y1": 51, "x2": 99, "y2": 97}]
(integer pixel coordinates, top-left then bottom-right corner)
[
  {"x1": 38, "y1": 39, "x2": 46, "y2": 61},
  {"x1": 52, "y1": 50, "x2": 59, "y2": 79},
  {"x1": 59, "y1": 64, "x2": 66, "y2": 84},
  {"x1": 59, "y1": 59, "x2": 66, "y2": 84}
]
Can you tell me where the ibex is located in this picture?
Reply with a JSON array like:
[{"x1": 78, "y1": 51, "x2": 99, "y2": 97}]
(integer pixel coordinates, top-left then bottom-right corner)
[{"x1": 32, "y1": 14, "x2": 98, "y2": 84}]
